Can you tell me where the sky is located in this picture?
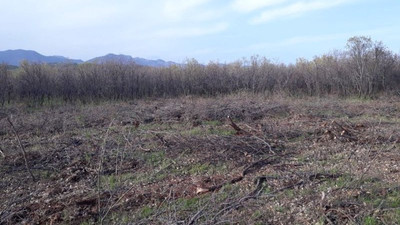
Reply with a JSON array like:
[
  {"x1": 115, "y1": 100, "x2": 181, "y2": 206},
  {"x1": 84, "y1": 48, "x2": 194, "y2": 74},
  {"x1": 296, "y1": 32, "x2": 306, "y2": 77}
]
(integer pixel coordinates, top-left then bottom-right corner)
[{"x1": 1, "y1": 0, "x2": 400, "y2": 64}]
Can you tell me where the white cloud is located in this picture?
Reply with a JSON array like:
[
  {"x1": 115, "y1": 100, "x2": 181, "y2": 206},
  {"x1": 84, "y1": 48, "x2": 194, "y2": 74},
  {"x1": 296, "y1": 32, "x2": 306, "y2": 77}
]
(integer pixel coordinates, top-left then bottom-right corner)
[
  {"x1": 231, "y1": 0, "x2": 287, "y2": 13},
  {"x1": 155, "y1": 23, "x2": 229, "y2": 39},
  {"x1": 247, "y1": 33, "x2": 349, "y2": 50},
  {"x1": 163, "y1": 0, "x2": 212, "y2": 21},
  {"x1": 278, "y1": 33, "x2": 348, "y2": 45},
  {"x1": 251, "y1": 0, "x2": 353, "y2": 24},
  {"x1": 46, "y1": 5, "x2": 119, "y2": 29}
]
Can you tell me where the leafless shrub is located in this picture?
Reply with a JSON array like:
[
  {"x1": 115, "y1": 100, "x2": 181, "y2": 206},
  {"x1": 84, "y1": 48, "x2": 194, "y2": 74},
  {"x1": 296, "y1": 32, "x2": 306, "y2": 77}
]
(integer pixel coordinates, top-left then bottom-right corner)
[{"x1": 1, "y1": 37, "x2": 399, "y2": 106}]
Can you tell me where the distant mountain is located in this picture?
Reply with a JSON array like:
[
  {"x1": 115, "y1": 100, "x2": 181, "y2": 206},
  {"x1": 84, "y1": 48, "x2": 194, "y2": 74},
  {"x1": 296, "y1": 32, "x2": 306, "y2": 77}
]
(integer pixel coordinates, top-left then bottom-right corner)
[
  {"x1": 0, "y1": 49, "x2": 83, "y2": 66},
  {"x1": 87, "y1": 54, "x2": 135, "y2": 64},
  {"x1": 0, "y1": 50, "x2": 178, "y2": 67},
  {"x1": 87, "y1": 53, "x2": 178, "y2": 67}
]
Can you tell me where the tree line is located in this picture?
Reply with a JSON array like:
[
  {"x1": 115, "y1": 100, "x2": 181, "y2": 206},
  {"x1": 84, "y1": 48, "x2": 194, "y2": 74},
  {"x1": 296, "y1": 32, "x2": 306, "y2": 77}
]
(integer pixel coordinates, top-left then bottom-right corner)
[{"x1": 1, "y1": 36, "x2": 399, "y2": 106}]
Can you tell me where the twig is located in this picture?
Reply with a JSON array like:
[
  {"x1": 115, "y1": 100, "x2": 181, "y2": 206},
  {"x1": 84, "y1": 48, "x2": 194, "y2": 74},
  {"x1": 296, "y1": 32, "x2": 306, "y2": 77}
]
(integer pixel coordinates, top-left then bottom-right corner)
[
  {"x1": 0, "y1": 146, "x2": 5, "y2": 158},
  {"x1": 187, "y1": 205, "x2": 207, "y2": 225},
  {"x1": 6, "y1": 117, "x2": 36, "y2": 182},
  {"x1": 227, "y1": 116, "x2": 248, "y2": 135},
  {"x1": 242, "y1": 156, "x2": 278, "y2": 176},
  {"x1": 228, "y1": 118, "x2": 275, "y2": 154},
  {"x1": 212, "y1": 177, "x2": 306, "y2": 223},
  {"x1": 250, "y1": 135, "x2": 275, "y2": 154},
  {"x1": 196, "y1": 156, "x2": 281, "y2": 195},
  {"x1": 324, "y1": 214, "x2": 335, "y2": 225},
  {"x1": 101, "y1": 185, "x2": 136, "y2": 223},
  {"x1": 98, "y1": 119, "x2": 114, "y2": 224}
]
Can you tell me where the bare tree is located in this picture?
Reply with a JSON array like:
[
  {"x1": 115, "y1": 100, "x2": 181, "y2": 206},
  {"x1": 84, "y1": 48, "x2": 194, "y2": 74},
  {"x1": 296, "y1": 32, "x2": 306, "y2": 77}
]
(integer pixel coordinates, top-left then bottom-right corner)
[
  {"x1": 346, "y1": 36, "x2": 374, "y2": 97},
  {"x1": 2, "y1": 37, "x2": 400, "y2": 104},
  {"x1": 0, "y1": 64, "x2": 11, "y2": 106}
]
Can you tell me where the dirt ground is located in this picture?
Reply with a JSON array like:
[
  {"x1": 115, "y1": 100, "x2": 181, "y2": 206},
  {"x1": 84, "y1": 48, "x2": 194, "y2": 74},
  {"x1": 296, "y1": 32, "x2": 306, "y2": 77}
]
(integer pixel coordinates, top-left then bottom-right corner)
[{"x1": 0, "y1": 94, "x2": 399, "y2": 225}]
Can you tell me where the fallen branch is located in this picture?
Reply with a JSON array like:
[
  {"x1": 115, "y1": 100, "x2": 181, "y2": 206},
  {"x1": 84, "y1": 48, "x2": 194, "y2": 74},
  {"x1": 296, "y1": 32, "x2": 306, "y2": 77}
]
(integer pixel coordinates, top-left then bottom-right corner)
[
  {"x1": 228, "y1": 116, "x2": 276, "y2": 154},
  {"x1": 250, "y1": 176, "x2": 268, "y2": 196},
  {"x1": 227, "y1": 116, "x2": 248, "y2": 135},
  {"x1": 250, "y1": 135, "x2": 275, "y2": 154},
  {"x1": 196, "y1": 156, "x2": 281, "y2": 194},
  {"x1": 6, "y1": 117, "x2": 36, "y2": 182},
  {"x1": 211, "y1": 171, "x2": 343, "y2": 223},
  {"x1": 308, "y1": 172, "x2": 342, "y2": 181},
  {"x1": 101, "y1": 185, "x2": 136, "y2": 223},
  {"x1": 0, "y1": 146, "x2": 5, "y2": 158},
  {"x1": 187, "y1": 205, "x2": 207, "y2": 225},
  {"x1": 242, "y1": 156, "x2": 279, "y2": 176},
  {"x1": 211, "y1": 177, "x2": 304, "y2": 223},
  {"x1": 98, "y1": 119, "x2": 114, "y2": 224}
]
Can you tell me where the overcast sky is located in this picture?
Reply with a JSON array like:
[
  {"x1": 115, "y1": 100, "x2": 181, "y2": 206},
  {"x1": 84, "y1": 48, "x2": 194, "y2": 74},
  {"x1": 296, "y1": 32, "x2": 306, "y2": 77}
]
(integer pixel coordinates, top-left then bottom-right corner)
[{"x1": 1, "y1": 0, "x2": 400, "y2": 63}]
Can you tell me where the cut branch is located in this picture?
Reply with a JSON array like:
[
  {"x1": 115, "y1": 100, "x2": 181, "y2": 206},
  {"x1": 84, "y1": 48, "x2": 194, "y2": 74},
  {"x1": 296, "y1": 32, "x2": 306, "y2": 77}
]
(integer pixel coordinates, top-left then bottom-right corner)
[
  {"x1": 0, "y1": 146, "x2": 5, "y2": 158},
  {"x1": 6, "y1": 117, "x2": 36, "y2": 182},
  {"x1": 227, "y1": 116, "x2": 248, "y2": 135}
]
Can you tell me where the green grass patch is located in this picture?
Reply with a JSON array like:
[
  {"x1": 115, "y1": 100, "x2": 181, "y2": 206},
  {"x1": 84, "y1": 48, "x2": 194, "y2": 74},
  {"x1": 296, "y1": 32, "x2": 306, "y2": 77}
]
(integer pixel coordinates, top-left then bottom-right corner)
[
  {"x1": 183, "y1": 126, "x2": 235, "y2": 136},
  {"x1": 381, "y1": 208, "x2": 400, "y2": 224},
  {"x1": 208, "y1": 127, "x2": 236, "y2": 136},
  {"x1": 184, "y1": 127, "x2": 204, "y2": 136},
  {"x1": 203, "y1": 120, "x2": 223, "y2": 126},
  {"x1": 187, "y1": 162, "x2": 228, "y2": 176},
  {"x1": 145, "y1": 151, "x2": 166, "y2": 166},
  {"x1": 188, "y1": 163, "x2": 211, "y2": 175},
  {"x1": 386, "y1": 191, "x2": 400, "y2": 208},
  {"x1": 358, "y1": 188, "x2": 400, "y2": 224},
  {"x1": 252, "y1": 210, "x2": 262, "y2": 219},
  {"x1": 177, "y1": 197, "x2": 201, "y2": 210},
  {"x1": 101, "y1": 174, "x2": 119, "y2": 190},
  {"x1": 139, "y1": 122, "x2": 185, "y2": 132},
  {"x1": 316, "y1": 173, "x2": 355, "y2": 192},
  {"x1": 350, "y1": 114, "x2": 400, "y2": 123},
  {"x1": 139, "y1": 205, "x2": 154, "y2": 219},
  {"x1": 363, "y1": 216, "x2": 379, "y2": 225},
  {"x1": 79, "y1": 220, "x2": 96, "y2": 225},
  {"x1": 283, "y1": 189, "x2": 295, "y2": 198}
]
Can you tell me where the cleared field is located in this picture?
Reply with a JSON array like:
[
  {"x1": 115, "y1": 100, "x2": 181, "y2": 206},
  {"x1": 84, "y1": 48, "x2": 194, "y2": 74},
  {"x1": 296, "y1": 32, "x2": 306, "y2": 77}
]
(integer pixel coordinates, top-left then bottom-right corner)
[{"x1": 1, "y1": 94, "x2": 399, "y2": 224}]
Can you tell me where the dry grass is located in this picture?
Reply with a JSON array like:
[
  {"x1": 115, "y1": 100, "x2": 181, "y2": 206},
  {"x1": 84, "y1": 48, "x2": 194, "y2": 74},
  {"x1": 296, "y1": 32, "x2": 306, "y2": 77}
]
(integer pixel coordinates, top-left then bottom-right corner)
[{"x1": 0, "y1": 94, "x2": 399, "y2": 224}]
